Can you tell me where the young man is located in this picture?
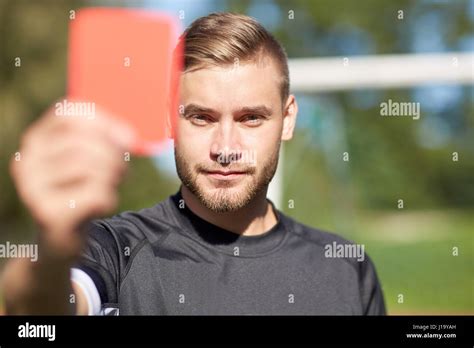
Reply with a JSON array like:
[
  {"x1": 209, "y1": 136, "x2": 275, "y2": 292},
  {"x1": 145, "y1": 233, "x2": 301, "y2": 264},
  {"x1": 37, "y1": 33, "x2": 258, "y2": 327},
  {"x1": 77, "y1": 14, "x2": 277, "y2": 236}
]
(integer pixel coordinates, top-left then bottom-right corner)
[{"x1": 3, "y1": 13, "x2": 386, "y2": 315}]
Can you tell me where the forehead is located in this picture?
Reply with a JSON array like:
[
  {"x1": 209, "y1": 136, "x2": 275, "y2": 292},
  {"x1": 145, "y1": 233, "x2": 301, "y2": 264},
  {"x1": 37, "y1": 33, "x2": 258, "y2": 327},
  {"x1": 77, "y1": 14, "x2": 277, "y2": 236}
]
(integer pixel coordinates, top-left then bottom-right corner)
[{"x1": 179, "y1": 60, "x2": 282, "y2": 109}]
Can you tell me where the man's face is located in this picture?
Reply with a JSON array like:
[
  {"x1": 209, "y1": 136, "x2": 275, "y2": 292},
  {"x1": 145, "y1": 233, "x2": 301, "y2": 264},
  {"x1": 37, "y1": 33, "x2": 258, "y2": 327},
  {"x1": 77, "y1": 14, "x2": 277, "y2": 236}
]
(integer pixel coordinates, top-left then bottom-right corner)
[{"x1": 174, "y1": 58, "x2": 295, "y2": 212}]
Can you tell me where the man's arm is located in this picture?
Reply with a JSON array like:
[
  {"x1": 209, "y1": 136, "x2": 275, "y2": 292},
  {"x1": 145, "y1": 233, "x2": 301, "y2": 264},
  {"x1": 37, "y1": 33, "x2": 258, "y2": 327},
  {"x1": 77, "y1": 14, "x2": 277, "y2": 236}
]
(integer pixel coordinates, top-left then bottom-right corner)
[
  {"x1": 2, "y1": 256, "x2": 89, "y2": 315},
  {"x1": 72, "y1": 280, "x2": 90, "y2": 315},
  {"x1": 1, "y1": 102, "x2": 134, "y2": 315}
]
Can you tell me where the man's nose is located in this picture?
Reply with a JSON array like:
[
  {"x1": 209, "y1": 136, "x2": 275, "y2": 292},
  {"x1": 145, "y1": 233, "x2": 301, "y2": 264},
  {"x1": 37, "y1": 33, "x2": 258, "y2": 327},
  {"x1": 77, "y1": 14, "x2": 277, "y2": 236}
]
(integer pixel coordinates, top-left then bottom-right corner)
[{"x1": 210, "y1": 121, "x2": 243, "y2": 164}]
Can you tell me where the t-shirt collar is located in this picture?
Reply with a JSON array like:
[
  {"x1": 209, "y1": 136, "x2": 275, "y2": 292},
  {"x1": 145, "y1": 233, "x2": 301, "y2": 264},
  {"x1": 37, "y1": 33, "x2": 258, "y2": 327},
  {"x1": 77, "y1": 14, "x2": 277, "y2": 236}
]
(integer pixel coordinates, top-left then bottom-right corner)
[{"x1": 166, "y1": 189, "x2": 289, "y2": 257}]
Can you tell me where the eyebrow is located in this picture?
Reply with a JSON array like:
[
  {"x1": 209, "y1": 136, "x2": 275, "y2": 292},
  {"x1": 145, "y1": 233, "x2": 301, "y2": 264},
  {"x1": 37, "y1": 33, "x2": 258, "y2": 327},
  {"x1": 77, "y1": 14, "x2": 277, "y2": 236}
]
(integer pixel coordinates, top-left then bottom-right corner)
[
  {"x1": 240, "y1": 105, "x2": 273, "y2": 117},
  {"x1": 183, "y1": 104, "x2": 215, "y2": 116},
  {"x1": 183, "y1": 103, "x2": 273, "y2": 117}
]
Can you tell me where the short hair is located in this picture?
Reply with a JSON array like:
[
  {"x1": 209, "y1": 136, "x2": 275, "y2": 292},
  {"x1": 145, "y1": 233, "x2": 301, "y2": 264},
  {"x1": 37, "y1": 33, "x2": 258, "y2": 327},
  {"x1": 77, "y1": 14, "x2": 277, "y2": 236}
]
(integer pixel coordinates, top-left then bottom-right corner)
[{"x1": 177, "y1": 12, "x2": 290, "y2": 102}]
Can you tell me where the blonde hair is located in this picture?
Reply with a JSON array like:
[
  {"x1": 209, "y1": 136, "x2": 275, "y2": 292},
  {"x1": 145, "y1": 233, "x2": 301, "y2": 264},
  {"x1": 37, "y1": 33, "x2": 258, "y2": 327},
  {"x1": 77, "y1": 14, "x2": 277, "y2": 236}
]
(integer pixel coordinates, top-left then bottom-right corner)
[{"x1": 178, "y1": 12, "x2": 290, "y2": 101}]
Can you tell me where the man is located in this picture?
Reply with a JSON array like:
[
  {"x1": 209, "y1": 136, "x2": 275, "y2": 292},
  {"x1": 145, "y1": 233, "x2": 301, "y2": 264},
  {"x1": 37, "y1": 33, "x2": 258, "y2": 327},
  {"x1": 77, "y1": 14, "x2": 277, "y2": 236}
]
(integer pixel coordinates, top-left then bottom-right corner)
[{"x1": 3, "y1": 13, "x2": 386, "y2": 315}]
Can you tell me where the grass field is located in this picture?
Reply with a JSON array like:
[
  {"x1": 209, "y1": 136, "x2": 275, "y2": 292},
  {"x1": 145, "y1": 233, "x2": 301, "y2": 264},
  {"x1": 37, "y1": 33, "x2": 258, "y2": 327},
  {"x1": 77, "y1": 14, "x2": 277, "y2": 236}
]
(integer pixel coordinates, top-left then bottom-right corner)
[{"x1": 354, "y1": 209, "x2": 474, "y2": 314}]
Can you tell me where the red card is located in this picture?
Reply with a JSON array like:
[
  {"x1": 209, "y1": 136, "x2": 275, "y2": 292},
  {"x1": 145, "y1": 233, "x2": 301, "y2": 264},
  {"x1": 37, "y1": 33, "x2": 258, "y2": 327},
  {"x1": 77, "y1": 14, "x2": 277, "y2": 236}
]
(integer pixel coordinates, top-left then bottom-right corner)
[{"x1": 67, "y1": 8, "x2": 182, "y2": 155}]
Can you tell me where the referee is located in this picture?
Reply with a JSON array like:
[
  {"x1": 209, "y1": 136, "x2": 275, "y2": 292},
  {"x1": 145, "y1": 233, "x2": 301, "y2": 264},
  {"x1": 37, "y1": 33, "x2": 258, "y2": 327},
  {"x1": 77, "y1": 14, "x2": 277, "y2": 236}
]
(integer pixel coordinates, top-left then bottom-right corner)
[{"x1": 3, "y1": 12, "x2": 386, "y2": 315}]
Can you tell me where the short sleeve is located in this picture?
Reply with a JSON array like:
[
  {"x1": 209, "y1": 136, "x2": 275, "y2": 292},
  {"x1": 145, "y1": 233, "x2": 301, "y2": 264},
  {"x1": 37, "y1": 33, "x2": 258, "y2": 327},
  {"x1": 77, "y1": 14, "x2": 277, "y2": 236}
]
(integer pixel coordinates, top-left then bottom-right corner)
[{"x1": 72, "y1": 221, "x2": 121, "y2": 308}]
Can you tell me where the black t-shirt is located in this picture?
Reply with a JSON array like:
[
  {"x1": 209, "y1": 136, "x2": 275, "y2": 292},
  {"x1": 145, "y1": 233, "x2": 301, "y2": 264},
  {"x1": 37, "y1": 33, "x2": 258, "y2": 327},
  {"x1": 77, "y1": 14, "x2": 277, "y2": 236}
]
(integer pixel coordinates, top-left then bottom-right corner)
[{"x1": 74, "y1": 191, "x2": 386, "y2": 315}]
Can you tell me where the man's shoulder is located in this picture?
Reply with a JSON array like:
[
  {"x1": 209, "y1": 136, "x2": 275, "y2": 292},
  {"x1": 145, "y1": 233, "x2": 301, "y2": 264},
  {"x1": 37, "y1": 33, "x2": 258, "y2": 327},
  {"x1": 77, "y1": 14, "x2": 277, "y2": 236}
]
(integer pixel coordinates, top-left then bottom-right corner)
[
  {"x1": 280, "y1": 211, "x2": 356, "y2": 249},
  {"x1": 280, "y1": 212, "x2": 376, "y2": 272}
]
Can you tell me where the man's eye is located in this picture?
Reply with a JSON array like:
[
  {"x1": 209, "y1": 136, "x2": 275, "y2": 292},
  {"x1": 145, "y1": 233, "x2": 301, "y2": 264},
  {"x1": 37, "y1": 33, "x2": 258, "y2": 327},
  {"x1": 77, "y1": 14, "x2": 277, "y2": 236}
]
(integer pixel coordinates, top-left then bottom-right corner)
[
  {"x1": 242, "y1": 115, "x2": 263, "y2": 126},
  {"x1": 189, "y1": 114, "x2": 210, "y2": 125}
]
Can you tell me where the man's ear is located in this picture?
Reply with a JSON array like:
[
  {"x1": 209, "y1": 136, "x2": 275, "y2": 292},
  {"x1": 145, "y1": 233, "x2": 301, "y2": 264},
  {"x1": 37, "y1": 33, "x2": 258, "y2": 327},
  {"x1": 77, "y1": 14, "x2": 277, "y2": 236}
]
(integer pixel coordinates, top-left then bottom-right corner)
[{"x1": 281, "y1": 94, "x2": 298, "y2": 141}]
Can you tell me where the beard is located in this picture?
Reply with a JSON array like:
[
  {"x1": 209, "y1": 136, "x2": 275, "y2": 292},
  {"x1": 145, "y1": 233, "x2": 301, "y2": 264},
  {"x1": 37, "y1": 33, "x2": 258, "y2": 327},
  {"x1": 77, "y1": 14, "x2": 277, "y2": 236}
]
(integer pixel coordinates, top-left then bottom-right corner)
[{"x1": 174, "y1": 145, "x2": 280, "y2": 213}]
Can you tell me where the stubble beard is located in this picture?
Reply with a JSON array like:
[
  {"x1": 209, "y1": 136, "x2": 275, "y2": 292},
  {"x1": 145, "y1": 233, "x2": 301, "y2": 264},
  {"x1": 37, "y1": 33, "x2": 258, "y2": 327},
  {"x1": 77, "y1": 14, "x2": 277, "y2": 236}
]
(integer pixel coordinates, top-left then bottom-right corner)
[{"x1": 174, "y1": 145, "x2": 280, "y2": 213}]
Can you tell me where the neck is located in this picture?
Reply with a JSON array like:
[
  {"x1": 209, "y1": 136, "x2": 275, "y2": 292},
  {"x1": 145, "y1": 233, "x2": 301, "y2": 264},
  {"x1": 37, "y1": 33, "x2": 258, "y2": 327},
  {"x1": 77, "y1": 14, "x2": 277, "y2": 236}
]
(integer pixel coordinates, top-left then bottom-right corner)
[{"x1": 180, "y1": 186, "x2": 277, "y2": 236}]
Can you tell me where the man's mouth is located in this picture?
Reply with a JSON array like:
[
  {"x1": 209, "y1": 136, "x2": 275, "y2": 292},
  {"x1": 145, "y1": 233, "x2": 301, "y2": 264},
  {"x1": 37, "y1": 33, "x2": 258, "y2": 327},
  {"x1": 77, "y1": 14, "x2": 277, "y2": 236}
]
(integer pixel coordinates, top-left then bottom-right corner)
[{"x1": 203, "y1": 170, "x2": 248, "y2": 180}]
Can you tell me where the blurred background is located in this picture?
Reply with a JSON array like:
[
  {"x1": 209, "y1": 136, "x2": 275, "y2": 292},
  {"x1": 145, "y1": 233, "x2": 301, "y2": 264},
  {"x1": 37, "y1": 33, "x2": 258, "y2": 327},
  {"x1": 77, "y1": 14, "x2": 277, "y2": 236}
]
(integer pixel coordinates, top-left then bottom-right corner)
[{"x1": 0, "y1": 0, "x2": 473, "y2": 314}]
